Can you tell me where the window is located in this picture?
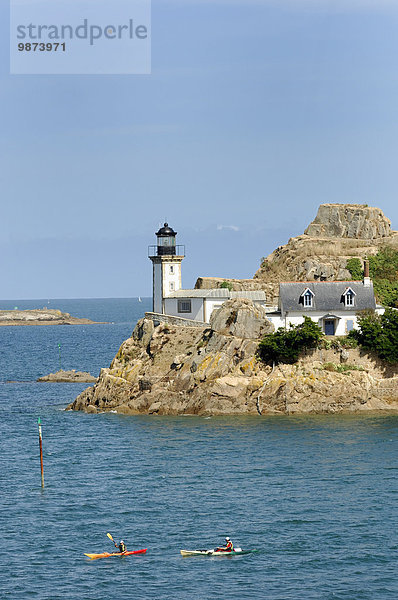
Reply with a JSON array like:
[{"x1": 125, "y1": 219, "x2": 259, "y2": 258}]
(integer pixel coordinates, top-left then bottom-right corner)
[
  {"x1": 169, "y1": 265, "x2": 174, "y2": 274},
  {"x1": 346, "y1": 320, "x2": 354, "y2": 332},
  {"x1": 159, "y1": 236, "x2": 175, "y2": 246},
  {"x1": 178, "y1": 299, "x2": 191, "y2": 313},
  {"x1": 345, "y1": 292, "x2": 354, "y2": 307},
  {"x1": 342, "y1": 287, "x2": 356, "y2": 307},
  {"x1": 303, "y1": 291, "x2": 313, "y2": 307},
  {"x1": 300, "y1": 288, "x2": 314, "y2": 308},
  {"x1": 169, "y1": 282, "x2": 175, "y2": 291}
]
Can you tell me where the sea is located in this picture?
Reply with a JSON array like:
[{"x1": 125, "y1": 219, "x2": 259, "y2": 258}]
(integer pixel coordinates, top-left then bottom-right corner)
[{"x1": 0, "y1": 298, "x2": 397, "y2": 600}]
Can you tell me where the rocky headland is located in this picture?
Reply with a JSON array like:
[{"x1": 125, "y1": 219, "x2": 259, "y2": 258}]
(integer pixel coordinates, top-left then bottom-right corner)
[
  {"x1": 68, "y1": 298, "x2": 398, "y2": 416},
  {"x1": 0, "y1": 308, "x2": 103, "y2": 326}
]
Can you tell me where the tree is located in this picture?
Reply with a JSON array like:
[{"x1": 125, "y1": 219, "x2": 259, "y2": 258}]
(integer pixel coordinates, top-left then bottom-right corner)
[{"x1": 368, "y1": 246, "x2": 398, "y2": 282}]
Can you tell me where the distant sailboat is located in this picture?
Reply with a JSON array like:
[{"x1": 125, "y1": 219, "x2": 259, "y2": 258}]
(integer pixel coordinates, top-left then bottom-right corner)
[{"x1": 138, "y1": 297, "x2": 142, "y2": 302}]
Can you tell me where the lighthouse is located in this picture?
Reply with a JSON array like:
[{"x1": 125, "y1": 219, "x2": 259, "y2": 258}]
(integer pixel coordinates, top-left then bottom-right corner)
[{"x1": 148, "y1": 223, "x2": 185, "y2": 314}]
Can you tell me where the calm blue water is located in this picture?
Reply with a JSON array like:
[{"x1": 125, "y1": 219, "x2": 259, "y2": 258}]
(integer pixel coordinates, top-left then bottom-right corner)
[{"x1": 0, "y1": 299, "x2": 397, "y2": 600}]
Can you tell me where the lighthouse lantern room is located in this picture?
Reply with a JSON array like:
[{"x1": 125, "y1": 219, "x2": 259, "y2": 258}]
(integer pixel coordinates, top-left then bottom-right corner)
[{"x1": 148, "y1": 223, "x2": 185, "y2": 314}]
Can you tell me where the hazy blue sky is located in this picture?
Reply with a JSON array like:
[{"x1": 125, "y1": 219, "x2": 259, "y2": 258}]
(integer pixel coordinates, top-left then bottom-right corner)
[{"x1": 2, "y1": 0, "x2": 398, "y2": 299}]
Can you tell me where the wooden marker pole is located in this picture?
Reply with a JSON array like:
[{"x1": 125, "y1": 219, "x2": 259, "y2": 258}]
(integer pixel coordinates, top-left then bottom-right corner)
[{"x1": 38, "y1": 417, "x2": 44, "y2": 488}]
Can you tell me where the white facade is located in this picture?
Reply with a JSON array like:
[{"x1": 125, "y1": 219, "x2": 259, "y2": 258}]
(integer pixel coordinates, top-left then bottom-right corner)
[
  {"x1": 163, "y1": 296, "x2": 206, "y2": 322},
  {"x1": 151, "y1": 256, "x2": 183, "y2": 314},
  {"x1": 163, "y1": 289, "x2": 267, "y2": 323},
  {"x1": 266, "y1": 311, "x2": 361, "y2": 336},
  {"x1": 268, "y1": 280, "x2": 383, "y2": 336}
]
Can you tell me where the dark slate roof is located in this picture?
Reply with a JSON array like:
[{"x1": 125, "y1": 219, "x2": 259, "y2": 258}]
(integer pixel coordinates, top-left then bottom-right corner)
[{"x1": 279, "y1": 281, "x2": 376, "y2": 316}]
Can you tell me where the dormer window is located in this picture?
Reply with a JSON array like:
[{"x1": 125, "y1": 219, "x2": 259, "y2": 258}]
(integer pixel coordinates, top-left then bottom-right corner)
[
  {"x1": 301, "y1": 288, "x2": 314, "y2": 308},
  {"x1": 342, "y1": 287, "x2": 356, "y2": 307},
  {"x1": 345, "y1": 292, "x2": 354, "y2": 306}
]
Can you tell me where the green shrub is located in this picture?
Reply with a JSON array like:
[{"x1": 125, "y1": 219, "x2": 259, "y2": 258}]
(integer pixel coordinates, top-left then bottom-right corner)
[
  {"x1": 323, "y1": 362, "x2": 338, "y2": 372},
  {"x1": 349, "y1": 307, "x2": 398, "y2": 363},
  {"x1": 220, "y1": 281, "x2": 233, "y2": 291},
  {"x1": 373, "y1": 279, "x2": 398, "y2": 309},
  {"x1": 368, "y1": 247, "x2": 398, "y2": 282},
  {"x1": 258, "y1": 316, "x2": 324, "y2": 364},
  {"x1": 368, "y1": 247, "x2": 398, "y2": 307},
  {"x1": 346, "y1": 258, "x2": 363, "y2": 280},
  {"x1": 347, "y1": 248, "x2": 398, "y2": 307},
  {"x1": 339, "y1": 335, "x2": 358, "y2": 349},
  {"x1": 322, "y1": 362, "x2": 364, "y2": 373}
]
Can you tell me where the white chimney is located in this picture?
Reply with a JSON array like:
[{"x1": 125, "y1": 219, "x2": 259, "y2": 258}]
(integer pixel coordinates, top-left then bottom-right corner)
[{"x1": 363, "y1": 260, "x2": 371, "y2": 287}]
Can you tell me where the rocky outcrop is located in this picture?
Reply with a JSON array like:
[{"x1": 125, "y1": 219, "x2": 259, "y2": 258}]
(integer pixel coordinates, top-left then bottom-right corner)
[
  {"x1": 0, "y1": 308, "x2": 103, "y2": 326},
  {"x1": 304, "y1": 204, "x2": 392, "y2": 239},
  {"x1": 68, "y1": 299, "x2": 398, "y2": 416},
  {"x1": 253, "y1": 203, "x2": 398, "y2": 286},
  {"x1": 194, "y1": 204, "x2": 398, "y2": 301},
  {"x1": 210, "y1": 298, "x2": 274, "y2": 338},
  {"x1": 38, "y1": 370, "x2": 98, "y2": 383}
]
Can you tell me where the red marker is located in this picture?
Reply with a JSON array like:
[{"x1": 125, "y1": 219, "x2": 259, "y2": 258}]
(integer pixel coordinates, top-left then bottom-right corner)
[{"x1": 38, "y1": 417, "x2": 44, "y2": 488}]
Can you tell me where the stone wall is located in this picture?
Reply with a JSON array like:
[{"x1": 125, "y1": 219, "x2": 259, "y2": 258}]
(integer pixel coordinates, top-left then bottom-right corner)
[{"x1": 145, "y1": 311, "x2": 208, "y2": 327}]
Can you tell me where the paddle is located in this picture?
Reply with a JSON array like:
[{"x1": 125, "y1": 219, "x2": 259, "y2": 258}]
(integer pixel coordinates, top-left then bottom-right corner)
[{"x1": 106, "y1": 532, "x2": 117, "y2": 549}]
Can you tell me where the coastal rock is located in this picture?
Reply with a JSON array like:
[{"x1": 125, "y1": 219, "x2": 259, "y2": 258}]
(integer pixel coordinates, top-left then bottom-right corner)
[
  {"x1": 0, "y1": 308, "x2": 103, "y2": 327},
  {"x1": 38, "y1": 370, "x2": 98, "y2": 383},
  {"x1": 68, "y1": 299, "x2": 398, "y2": 416},
  {"x1": 304, "y1": 204, "x2": 392, "y2": 239},
  {"x1": 209, "y1": 298, "x2": 274, "y2": 338}
]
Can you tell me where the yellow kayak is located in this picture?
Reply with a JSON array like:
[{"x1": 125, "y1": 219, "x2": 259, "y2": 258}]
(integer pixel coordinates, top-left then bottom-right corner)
[{"x1": 84, "y1": 549, "x2": 147, "y2": 560}]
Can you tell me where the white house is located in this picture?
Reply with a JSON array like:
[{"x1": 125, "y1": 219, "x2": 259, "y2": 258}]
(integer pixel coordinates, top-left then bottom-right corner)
[
  {"x1": 148, "y1": 223, "x2": 382, "y2": 335},
  {"x1": 265, "y1": 279, "x2": 383, "y2": 336}
]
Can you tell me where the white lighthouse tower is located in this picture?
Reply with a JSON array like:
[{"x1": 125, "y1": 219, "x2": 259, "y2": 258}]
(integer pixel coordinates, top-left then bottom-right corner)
[{"x1": 148, "y1": 223, "x2": 185, "y2": 314}]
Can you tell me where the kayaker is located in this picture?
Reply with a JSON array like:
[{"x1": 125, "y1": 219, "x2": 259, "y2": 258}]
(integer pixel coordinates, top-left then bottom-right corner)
[
  {"x1": 215, "y1": 537, "x2": 234, "y2": 552},
  {"x1": 115, "y1": 540, "x2": 126, "y2": 553}
]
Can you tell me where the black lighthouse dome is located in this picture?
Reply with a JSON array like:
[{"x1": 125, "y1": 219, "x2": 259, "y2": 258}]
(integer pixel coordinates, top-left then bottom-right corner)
[
  {"x1": 156, "y1": 223, "x2": 177, "y2": 237},
  {"x1": 155, "y1": 223, "x2": 177, "y2": 255}
]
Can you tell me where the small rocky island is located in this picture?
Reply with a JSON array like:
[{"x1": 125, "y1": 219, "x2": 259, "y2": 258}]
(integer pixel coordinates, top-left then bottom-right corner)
[
  {"x1": 38, "y1": 370, "x2": 98, "y2": 383},
  {"x1": 0, "y1": 308, "x2": 103, "y2": 327},
  {"x1": 68, "y1": 298, "x2": 398, "y2": 416},
  {"x1": 68, "y1": 204, "x2": 398, "y2": 416}
]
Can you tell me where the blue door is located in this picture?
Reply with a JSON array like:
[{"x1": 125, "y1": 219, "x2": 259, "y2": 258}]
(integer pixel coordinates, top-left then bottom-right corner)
[{"x1": 325, "y1": 319, "x2": 335, "y2": 335}]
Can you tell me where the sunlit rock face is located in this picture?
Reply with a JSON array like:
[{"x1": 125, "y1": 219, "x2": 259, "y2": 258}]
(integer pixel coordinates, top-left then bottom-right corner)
[
  {"x1": 304, "y1": 204, "x2": 392, "y2": 239},
  {"x1": 68, "y1": 299, "x2": 398, "y2": 417},
  {"x1": 253, "y1": 203, "x2": 398, "y2": 285}
]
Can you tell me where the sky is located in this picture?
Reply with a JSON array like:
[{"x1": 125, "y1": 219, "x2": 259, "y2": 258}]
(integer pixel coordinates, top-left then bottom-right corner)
[{"x1": 1, "y1": 0, "x2": 398, "y2": 299}]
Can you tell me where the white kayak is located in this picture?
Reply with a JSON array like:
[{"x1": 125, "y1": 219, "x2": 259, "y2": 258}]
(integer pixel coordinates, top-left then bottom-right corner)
[{"x1": 180, "y1": 548, "x2": 255, "y2": 557}]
